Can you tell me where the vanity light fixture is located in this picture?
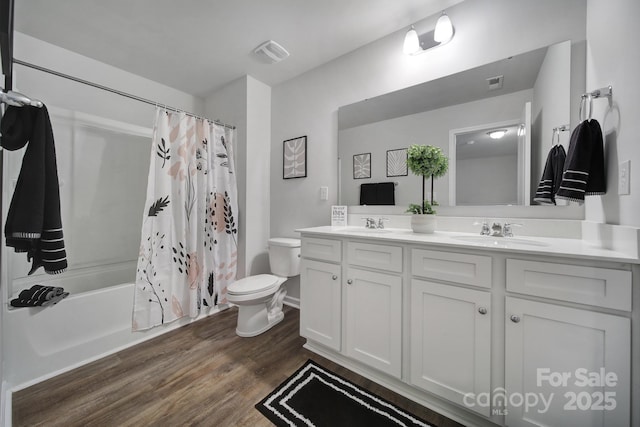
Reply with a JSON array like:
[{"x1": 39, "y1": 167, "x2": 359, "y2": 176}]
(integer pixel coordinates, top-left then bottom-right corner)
[
  {"x1": 403, "y1": 10, "x2": 455, "y2": 55},
  {"x1": 433, "y1": 12, "x2": 454, "y2": 43},
  {"x1": 488, "y1": 129, "x2": 508, "y2": 139}
]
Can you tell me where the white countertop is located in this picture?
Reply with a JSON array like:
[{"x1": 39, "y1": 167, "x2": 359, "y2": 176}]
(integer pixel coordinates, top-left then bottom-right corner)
[{"x1": 296, "y1": 226, "x2": 640, "y2": 264}]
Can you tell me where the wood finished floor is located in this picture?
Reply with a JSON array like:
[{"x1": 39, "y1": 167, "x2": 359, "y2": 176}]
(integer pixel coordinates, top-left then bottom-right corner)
[{"x1": 12, "y1": 306, "x2": 465, "y2": 427}]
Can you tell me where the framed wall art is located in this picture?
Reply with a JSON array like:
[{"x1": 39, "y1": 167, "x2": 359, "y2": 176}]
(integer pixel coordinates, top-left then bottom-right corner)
[
  {"x1": 353, "y1": 153, "x2": 371, "y2": 179},
  {"x1": 283, "y1": 136, "x2": 307, "y2": 179},
  {"x1": 386, "y1": 148, "x2": 408, "y2": 177}
]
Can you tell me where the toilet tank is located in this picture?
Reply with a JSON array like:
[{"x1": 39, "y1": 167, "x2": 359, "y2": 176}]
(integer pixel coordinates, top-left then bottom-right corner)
[{"x1": 268, "y1": 238, "x2": 301, "y2": 277}]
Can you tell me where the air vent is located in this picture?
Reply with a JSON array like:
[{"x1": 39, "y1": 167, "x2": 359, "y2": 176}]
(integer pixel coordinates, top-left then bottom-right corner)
[
  {"x1": 253, "y1": 40, "x2": 290, "y2": 63},
  {"x1": 486, "y1": 75, "x2": 504, "y2": 90}
]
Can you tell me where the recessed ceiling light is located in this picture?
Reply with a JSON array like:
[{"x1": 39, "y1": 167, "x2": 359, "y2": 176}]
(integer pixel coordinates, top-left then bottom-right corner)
[{"x1": 487, "y1": 129, "x2": 507, "y2": 139}]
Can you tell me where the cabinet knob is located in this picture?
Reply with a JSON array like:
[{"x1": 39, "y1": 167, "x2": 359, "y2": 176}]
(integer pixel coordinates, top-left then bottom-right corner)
[
  {"x1": 510, "y1": 314, "x2": 521, "y2": 323},
  {"x1": 478, "y1": 307, "x2": 488, "y2": 315},
  {"x1": 347, "y1": 279, "x2": 353, "y2": 285},
  {"x1": 332, "y1": 275, "x2": 338, "y2": 280}
]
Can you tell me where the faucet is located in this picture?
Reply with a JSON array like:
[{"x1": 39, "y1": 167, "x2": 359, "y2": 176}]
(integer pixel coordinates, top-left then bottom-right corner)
[
  {"x1": 377, "y1": 218, "x2": 389, "y2": 229},
  {"x1": 503, "y1": 222, "x2": 522, "y2": 237},
  {"x1": 362, "y1": 217, "x2": 389, "y2": 229},
  {"x1": 479, "y1": 220, "x2": 490, "y2": 236},
  {"x1": 490, "y1": 222, "x2": 504, "y2": 237}
]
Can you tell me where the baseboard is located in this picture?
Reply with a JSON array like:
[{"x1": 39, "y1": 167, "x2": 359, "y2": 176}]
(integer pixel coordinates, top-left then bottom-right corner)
[{"x1": 283, "y1": 295, "x2": 300, "y2": 309}]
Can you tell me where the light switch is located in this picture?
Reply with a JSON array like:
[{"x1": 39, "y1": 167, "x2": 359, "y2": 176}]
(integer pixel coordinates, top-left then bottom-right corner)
[
  {"x1": 619, "y1": 160, "x2": 630, "y2": 195},
  {"x1": 320, "y1": 186, "x2": 329, "y2": 200}
]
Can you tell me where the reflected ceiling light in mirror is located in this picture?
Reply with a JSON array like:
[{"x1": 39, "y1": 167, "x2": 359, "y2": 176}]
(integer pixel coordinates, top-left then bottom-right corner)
[
  {"x1": 403, "y1": 11, "x2": 454, "y2": 55},
  {"x1": 487, "y1": 129, "x2": 508, "y2": 139}
]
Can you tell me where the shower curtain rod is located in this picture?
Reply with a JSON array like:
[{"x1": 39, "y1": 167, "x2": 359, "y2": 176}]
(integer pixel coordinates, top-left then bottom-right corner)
[{"x1": 13, "y1": 58, "x2": 236, "y2": 130}]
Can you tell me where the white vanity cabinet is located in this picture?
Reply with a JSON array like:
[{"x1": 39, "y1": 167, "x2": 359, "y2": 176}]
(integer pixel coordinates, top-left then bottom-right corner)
[
  {"x1": 299, "y1": 238, "x2": 342, "y2": 351},
  {"x1": 410, "y1": 249, "x2": 493, "y2": 417},
  {"x1": 298, "y1": 228, "x2": 637, "y2": 427},
  {"x1": 344, "y1": 242, "x2": 403, "y2": 378},
  {"x1": 299, "y1": 238, "x2": 403, "y2": 377},
  {"x1": 504, "y1": 259, "x2": 632, "y2": 427}
]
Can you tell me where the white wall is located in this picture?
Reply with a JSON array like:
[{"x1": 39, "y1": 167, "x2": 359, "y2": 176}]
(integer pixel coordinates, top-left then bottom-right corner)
[
  {"x1": 339, "y1": 89, "x2": 532, "y2": 207},
  {"x1": 585, "y1": 0, "x2": 640, "y2": 227},
  {"x1": 205, "y1": 76, "x2": 271, "y2": 278},
  {"x1": 271, "y1": 0, "x2": 588, "y2": 239},
  {"x1": 12, "y1": 33, "x2": 202, "y2": 127},
  {"x1": 531, "y1": 40, "x2": 572, "y2": 199},
  {"x1": 457, "y1": 155, "x2": 518, "y2": 205}
]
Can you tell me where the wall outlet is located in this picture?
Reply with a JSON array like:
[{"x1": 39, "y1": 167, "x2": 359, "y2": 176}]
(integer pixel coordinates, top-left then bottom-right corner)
[
  {"x1": 619, "y1": 160, "x2": 631, "y2": 195},
  {"x1": 320, "y1": 186, "x2": 329, "y2": 200}
]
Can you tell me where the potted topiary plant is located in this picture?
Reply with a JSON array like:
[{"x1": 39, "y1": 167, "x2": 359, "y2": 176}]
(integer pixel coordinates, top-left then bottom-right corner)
[{"x1": 406, "y1": 144, "x2": 449, "y2": 233}]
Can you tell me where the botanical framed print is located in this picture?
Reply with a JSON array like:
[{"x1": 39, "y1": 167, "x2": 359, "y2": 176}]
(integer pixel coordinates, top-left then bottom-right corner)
[
  {"x1": 386, "y1": 148, "x2": 408, "y2": 177},
  {"x1": 283, "y1": 136, "x2": 307, "y2": 179},
  {"x1": 353, "y1": 153, "x2": 371, "y2": 179}
]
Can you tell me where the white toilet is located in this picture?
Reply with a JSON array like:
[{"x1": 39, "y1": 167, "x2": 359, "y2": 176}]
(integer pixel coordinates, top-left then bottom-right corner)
[{"x1": 227, "y1": 237, "x2": 301, "y2": 337}]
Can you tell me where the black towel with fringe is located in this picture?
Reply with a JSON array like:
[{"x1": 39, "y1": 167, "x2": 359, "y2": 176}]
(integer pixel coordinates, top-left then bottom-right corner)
[
  {"x1": 1, "y1": 105, "x2": 67, "y2": 274},
  {"x1": 534, "y1": 144, "x2": 566, "y2": 205},
  {"x1": 556, "y1": 119, "x2": 605, "y2": 203}
]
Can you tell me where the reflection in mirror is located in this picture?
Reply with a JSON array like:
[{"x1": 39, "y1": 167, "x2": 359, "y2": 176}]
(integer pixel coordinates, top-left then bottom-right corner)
[
  {"x1": 338, "y1": 39, "x2": 585, "y2": 218},
  {"x1": 453, "y1": 122, "x2": 523, "y2": 206}
]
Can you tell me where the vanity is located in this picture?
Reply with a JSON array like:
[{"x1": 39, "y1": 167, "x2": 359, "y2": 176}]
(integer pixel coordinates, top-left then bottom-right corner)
[{"x1": 297, "y1": 225, "x2": 639, "y2": 427}]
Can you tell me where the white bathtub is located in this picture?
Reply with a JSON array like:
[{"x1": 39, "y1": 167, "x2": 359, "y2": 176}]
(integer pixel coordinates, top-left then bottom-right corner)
[{"x1": 5, "y1": 281, "x2": 228, "y2": 390}]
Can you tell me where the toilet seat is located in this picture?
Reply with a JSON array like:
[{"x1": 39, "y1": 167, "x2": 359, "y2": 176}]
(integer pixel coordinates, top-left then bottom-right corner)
[{"x1": 228, "y1": 274, "x2": 281, "y2": 296}]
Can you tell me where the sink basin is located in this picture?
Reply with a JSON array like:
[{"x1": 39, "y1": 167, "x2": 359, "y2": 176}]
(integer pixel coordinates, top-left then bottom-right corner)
[{"x1": 451, "y1": 235, "x2": 549, "y2": 247}]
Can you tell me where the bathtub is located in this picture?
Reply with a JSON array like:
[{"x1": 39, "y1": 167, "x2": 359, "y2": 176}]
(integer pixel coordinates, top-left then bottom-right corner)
[{"x1": 5, "y1": 280, "x2": 228, "y2": 391}]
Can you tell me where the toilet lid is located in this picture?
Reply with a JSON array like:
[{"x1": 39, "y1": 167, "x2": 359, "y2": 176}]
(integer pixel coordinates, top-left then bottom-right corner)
[{"x1": 227, "y1": 274, "x2": 280, "y2": 295}]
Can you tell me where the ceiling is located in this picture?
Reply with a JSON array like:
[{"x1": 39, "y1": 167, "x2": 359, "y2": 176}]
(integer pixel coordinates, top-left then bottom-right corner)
[{"x1": 14, "y1": 0, "x2": 463, "y2": 97}]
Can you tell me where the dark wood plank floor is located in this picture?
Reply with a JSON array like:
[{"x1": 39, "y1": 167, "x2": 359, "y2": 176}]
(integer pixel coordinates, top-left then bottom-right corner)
[{"x1": 13, "y1": 306, "x2": 464, "y2": 427}]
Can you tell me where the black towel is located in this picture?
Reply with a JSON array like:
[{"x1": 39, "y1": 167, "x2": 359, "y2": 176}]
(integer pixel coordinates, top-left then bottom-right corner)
[
  {"x1": 1, "y1": 105, "x2": 68, "y2": 274},
  {"x1": 556, "y1": 119, "x2": 606, "y2": 203},
  {"x1": 534, "y1": 144, "x2": 566, "y2": 205},
  {"x1": 10, "y1": 285, "x2": 69, "y2": 307},
  {"x1": 359, "y1": 182, "x2": 395, "y2": 205}
]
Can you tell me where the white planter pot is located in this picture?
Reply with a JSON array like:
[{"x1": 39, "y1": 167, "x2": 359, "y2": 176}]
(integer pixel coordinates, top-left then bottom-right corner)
[{"x1": 411, "y1": 214, "x2": 437, "y2": 234}]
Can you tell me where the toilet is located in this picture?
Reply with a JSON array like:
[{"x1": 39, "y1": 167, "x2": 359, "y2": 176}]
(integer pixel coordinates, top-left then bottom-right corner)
[{"x1": 227, "y1": 237, "x2": 301, "y2": 337}]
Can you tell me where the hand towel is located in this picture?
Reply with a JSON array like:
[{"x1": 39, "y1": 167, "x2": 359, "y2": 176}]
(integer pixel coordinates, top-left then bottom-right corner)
[
  {"x1": 1, "y1": 104, "x2": 68, "y2": 274},
  {"x1": 534, "y1": 144, "x2": 566, "y2": 205},
  {"x1": 556, "y1": 119, "x2": 605, "y2": 203}
]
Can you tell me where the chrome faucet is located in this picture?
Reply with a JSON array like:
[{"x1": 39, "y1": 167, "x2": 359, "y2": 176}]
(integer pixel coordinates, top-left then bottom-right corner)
[
  {"x1": 503, "y1": 222, "x2": 522, "y2": 237},
  {"x1": 479, "y1": 221, "x2": 491, "y2": 236},
  {"x1": 377, "y1": 218, "x2": 389, "y2": 229},
  {"x1": 364, "y1": 218, "x2": 377, "y2": 229},
  {"x1": 362, "y1": 217, "x2": 389, "y2": 229},
  {"x1": 491, "y1": 222, "x2": 504, "y2": 237}
]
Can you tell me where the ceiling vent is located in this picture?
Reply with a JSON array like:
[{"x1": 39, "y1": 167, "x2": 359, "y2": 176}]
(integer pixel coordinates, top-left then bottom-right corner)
[
  {"x1": 486, "y1": 75, "x2": 504, "y2": 90},
  {"x1": 253, "y1": 40, "x2": 290, "y2": 63}
]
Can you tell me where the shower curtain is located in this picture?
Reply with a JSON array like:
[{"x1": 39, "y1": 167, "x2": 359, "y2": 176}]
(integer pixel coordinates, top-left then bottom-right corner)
[{"x1": 132, "y1": 108, "x2": 238, "y2": 331}]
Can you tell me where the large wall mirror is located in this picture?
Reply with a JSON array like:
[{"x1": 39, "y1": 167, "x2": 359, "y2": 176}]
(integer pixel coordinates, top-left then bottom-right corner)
[{"x1": 338, "y1": 39, "x2": 586, "y2": 218}]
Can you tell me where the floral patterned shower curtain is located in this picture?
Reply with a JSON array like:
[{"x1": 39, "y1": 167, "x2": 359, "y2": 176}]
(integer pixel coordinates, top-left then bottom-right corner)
[{"x1": 133, "y1": 108, "x2": 238, "y2": 331}]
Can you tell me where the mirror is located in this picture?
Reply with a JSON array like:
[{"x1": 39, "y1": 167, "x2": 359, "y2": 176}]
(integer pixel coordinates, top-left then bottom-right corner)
[{"x1": 338, "y1": 40, "x2": 584, "y2": 215}]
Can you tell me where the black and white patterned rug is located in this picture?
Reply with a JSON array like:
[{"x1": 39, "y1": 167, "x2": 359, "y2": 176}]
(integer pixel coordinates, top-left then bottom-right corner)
[{"x1": 255, "y1": 359, "x2": 434, "y2": 427}]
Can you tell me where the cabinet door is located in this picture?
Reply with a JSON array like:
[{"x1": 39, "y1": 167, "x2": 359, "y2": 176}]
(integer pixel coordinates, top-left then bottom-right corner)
[
  {"x1": 345, "y1": 267, "x2": 402, "y2": 378},
  {"x1": 300, "y1": 259, "x2": 341, "y2": 351},
  {"x1": 410, "y1": 279, "x2": 492, "y2": 417},
  {"x1": 505, "y1": 297, "x2": 630, "y2": 427}
]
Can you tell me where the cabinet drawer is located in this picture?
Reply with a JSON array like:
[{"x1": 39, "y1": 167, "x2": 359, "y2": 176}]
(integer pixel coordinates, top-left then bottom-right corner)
[
  {"x1": 301, "y1": 237, "x2": 342, "y2": 263},
  {"x1": 411, "y1": 249, "x2": 492, "y2": 288},
  {"x1": 506, "y1": 259, "x2": 632, "y2": 311},
  {"x1": 347, "y1": 241, "x2": 402, "y2": 273}
]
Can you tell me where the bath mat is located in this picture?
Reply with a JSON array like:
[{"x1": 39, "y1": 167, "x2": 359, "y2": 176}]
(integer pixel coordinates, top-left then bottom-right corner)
[{"x1": 255, "y1": 359, "x2": 434, "y2": 427}]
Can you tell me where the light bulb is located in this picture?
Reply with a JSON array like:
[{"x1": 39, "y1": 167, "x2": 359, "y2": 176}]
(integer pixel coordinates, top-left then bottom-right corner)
[
  {"x1": 434, "y1": 12, "x2": 454, "y2": 43},
  {"x1": 488, "y1": 130, "x2": 507, "y2": 139},
  {"x1": 403, "y1": 26, "x2": 420, "y2": 55}
]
